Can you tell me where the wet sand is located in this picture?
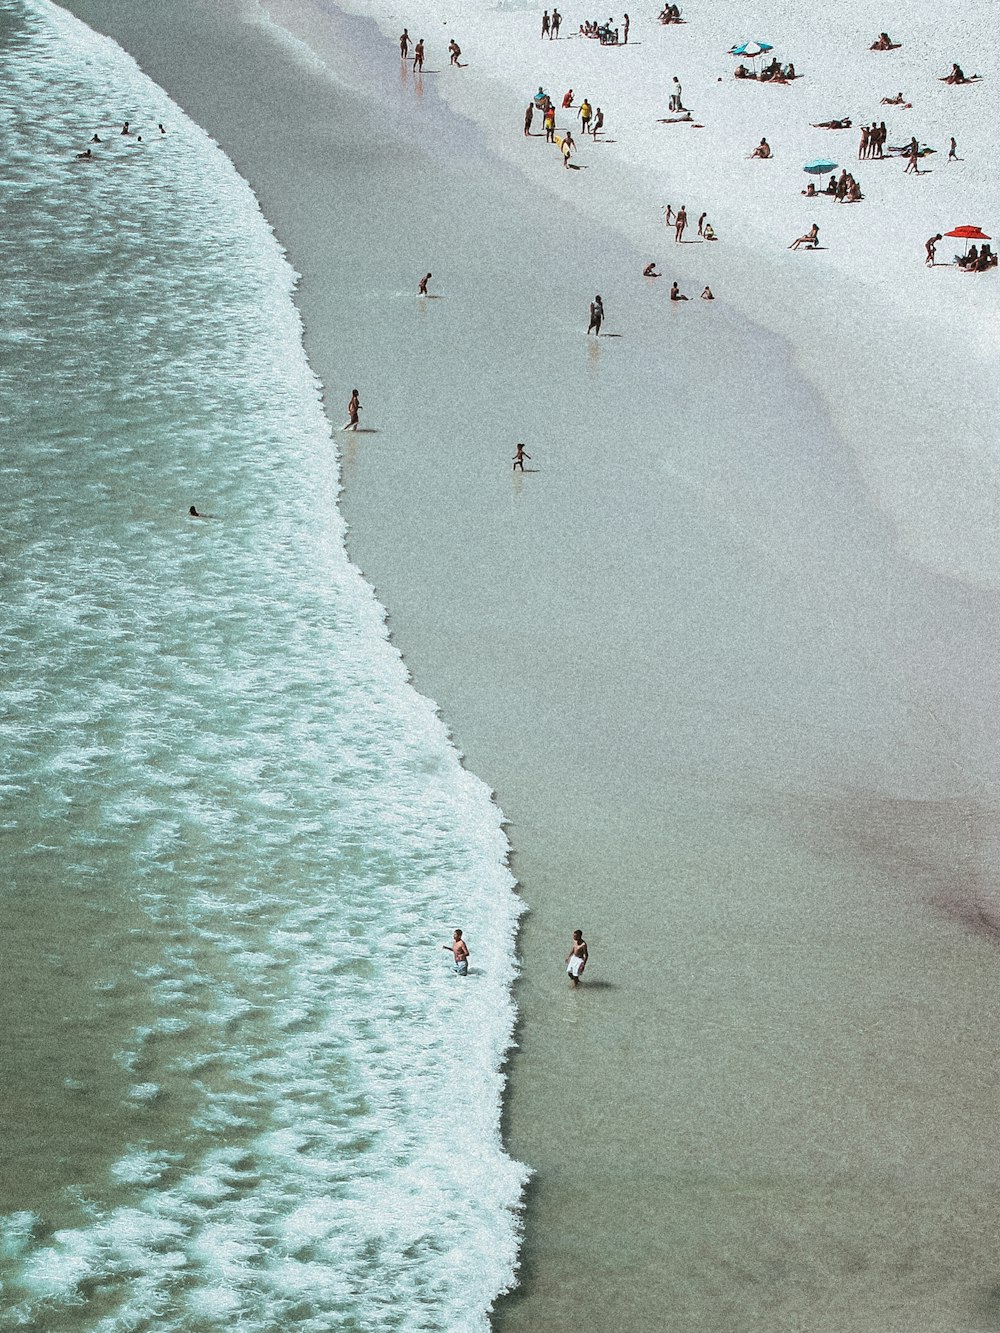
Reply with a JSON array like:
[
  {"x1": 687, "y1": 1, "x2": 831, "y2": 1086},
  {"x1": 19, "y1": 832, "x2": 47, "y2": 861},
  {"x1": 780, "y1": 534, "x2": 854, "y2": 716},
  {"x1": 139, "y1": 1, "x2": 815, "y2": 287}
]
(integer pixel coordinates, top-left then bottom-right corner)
[{"x1": 55, "y1": 2, "x2": 1000, "y2": 1328}]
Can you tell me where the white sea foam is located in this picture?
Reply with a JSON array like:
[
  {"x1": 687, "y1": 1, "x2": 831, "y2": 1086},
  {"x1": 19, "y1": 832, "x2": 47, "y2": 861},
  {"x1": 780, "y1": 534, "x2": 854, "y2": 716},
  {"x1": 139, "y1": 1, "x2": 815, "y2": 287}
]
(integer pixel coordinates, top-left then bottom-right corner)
[{"x1": 0, "y1": 2, "x2": 526, "y2": 1327}]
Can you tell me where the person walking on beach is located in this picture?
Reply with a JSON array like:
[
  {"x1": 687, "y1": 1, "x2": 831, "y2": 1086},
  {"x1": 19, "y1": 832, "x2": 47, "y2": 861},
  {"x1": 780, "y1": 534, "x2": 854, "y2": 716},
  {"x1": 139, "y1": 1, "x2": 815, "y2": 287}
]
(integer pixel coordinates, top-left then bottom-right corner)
[
  {"x1": 592, "y1": 107, "x2": 604, "y2": 138},
  {"x1": 513, "y1": 442, "x2": 531, "y2": 470},
  {"x1": 399, "y1": 27, "x2": 409, "y2": 57},
  {"x1": 697, "y1": 211, "x2": 706, "y2": 237},
  {"x1": 448, "y1": 39, "x2": 462, "y2": 65},
  {"x1": 524, "y1": 103, "x2": 534, "y2": 135},
  {"x1": 904, "y1": 143, "x2": 919, "y2": 173},
  {"x1": 674, "y1": 205, "x2": 687, "y2": 242},
  {"x1": 948, "y1": 136, "x2": 958, "y2": 161},
  {"x1": 413, "y1": 39, "x2": 425, "y2": 72},
  {"x1": 541, "y1": 8, "x2": 550, "y2": 37},
  {"x1": 443, "y1": 929, "x2": 470, "y2": 975},
  {"x1": 587, "y1": 295, "x2": 604, "y2": 335},
  {"x1": 623, "y1": 12, "x2": 630, "y2": 42},
  {"x1": 551, "y1": 8, "x2": 562, "y2": 37},
  {"x1": 343, "y1": 388, "x2": 362, "y2": 430},
  {"x1": 566, "y1": 929, "x2": 588, "y2": 987},
  {"x1": 663, "y1": 203, "x2": 674, "y2": 225},
  {"x1": 925, "y1": 233, "x2": 942, "y2": 266},
  {"x1": 418, "y1": 272, "x2": 431, "y2": 295}
]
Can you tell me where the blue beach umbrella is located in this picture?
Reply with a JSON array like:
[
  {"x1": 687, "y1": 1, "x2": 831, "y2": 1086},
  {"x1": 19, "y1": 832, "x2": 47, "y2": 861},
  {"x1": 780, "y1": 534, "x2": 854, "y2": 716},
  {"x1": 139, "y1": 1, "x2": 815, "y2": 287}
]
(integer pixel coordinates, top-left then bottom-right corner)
[
  {"x1": 730, "y1": 40, "x2": 773, "y2": 57},
  {"x1": 729, "y1": 40, "x2": 773, "y2": 74},
  {"x1": 804, "y1": 158, "x2": 838, "y2": 175}
]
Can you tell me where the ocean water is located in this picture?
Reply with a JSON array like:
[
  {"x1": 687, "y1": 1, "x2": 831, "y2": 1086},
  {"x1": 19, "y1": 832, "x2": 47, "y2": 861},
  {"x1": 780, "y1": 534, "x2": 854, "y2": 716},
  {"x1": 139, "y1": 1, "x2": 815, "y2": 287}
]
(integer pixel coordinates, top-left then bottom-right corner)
[{"x1": 0, "y1": 2, "x2": 525, "y2": 1328}]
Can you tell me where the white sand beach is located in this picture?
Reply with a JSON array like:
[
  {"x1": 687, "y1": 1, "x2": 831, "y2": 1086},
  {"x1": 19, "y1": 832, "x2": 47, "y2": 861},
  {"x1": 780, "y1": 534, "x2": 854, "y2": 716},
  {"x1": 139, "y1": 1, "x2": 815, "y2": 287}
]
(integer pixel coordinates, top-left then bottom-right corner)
[{"x1": 55, "y1": 0, "x2": 1000, "y2": 1328}]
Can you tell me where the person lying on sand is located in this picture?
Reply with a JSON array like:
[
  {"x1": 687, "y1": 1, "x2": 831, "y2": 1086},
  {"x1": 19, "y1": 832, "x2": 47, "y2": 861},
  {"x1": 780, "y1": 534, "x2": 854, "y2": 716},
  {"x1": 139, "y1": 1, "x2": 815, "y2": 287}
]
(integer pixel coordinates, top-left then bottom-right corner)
[
  {"x1": 749, "y1": 137, "x2": 771, "y2": 158},
  {"x1": 880, "y1": 92, "x2": 911, "y2": 105},
  {"x1": 812, "y1": 118, "x2": 852, "y2": 129},
  {"x1": 643, "y1": 262, "x2": 661, "y2": 277},
  {"x1": 870, "y1": 33, "x2": 899, "y2": 50},
  {"x1": 789, "y1": 223, "x2": 819, "y2": 249},
  {"x1": 658, "y1": 112, "x2": 693, "y2": 123}
]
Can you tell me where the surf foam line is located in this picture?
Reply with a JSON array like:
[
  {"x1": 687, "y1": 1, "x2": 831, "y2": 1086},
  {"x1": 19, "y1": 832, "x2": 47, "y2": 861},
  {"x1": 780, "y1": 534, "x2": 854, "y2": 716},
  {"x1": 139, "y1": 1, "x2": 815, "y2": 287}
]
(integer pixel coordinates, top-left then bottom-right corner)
[{"x1": 1, "y1": 3, "x2": 527, "y2": 1328}]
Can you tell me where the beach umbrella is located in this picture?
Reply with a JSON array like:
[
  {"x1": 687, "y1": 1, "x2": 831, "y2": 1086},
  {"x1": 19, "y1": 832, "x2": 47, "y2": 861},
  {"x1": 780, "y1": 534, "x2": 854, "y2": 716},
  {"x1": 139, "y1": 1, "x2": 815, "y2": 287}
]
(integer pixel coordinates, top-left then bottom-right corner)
[
  {"x1": 803, "y1": 158, "x2": 838, "y2": 175},
  {"x1": 945, "y1": 224, "x2": 991, "y2": 255},
  {"x1": 730, "y1": 40, "x2": 773, "y2": 72}
]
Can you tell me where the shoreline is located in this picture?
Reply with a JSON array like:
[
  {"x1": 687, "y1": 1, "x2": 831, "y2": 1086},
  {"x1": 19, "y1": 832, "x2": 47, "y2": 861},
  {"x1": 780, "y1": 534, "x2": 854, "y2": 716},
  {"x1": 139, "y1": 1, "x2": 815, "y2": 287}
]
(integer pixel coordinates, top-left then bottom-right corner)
[{"x1": 50, "y1": 1, "x2": 1000, "y2": 1329}]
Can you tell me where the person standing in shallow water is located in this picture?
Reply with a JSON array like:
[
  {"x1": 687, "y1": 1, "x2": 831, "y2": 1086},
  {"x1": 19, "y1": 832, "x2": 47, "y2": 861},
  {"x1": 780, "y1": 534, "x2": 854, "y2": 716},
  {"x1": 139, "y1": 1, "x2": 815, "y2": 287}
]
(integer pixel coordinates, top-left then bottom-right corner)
[
  {"x1": 443, "y1": 929, "x2": 470, "y2": 975},
  {"x1": 399, "y1": 28, "x2": 409, "y2": 57},
  {"x1": 512, "y1": 442, "x2": 531, "y2": 470},
  {"x1": 587, "y1": 294, "x2": 603, "y2": 334},
  {"x1": 412, "y1": 39, "x2": 424, "y2": 72},
  {"x1": 344, "y1": 388, "x2": 362, "y2": 430},
  {"x1": 418, "y1": 272, "x2": 431, "y2": 295},
  {"x1": 566, "y1": 929, "x2": 588, "y2": 986}
]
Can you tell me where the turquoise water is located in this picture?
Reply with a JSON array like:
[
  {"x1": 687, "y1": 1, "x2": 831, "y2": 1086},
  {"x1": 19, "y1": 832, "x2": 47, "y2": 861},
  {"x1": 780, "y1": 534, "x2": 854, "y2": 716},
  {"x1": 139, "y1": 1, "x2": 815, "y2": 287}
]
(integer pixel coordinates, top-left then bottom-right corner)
[{"x1": 0, "y1": 2, "x2": 524, "y2": 1327}]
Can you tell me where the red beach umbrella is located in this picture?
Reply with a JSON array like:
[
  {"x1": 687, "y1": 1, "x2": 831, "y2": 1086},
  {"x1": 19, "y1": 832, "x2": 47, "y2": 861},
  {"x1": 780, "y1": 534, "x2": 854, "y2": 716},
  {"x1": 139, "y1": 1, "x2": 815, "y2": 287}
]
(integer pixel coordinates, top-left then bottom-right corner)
[
  {"x1": 945, "y1": 224, "x2": 991, "y2": 256},
  {"x1": 945, "y1": 225, "x2": 991, "y2": 240}
]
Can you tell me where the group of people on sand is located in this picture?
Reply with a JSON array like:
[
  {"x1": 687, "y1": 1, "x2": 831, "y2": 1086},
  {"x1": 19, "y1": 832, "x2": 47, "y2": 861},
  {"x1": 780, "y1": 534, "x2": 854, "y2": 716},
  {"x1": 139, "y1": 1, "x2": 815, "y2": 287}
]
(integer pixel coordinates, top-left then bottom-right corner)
[
  {"x1": 663, "y1": 203, "x2": 715, "y2": 243},
  {"x1": 400, "y1": 28, "x2": 466, "y2": 72},
  {"x1": 443, "y1": 927, "x2": 589, "y2": 988},
  {"x1": 802, "y1": 170, "x2": 862, "y2": 203},
  {"x1": 578, "y1": 15, "x2": 628, "y2": 44},
  {"x1": 870, "y1": 32, "x2": 900, "y2": 51},
  {"x1": 858, "y1": 122, "x2": 888, "y2": 158},
  {"x1": 658, "y1": 4, "x2": 682, "y2": 24},
  {"x1": 735, "y1": 57, "x2": 795, "y2": 82},
  {"x1": 541, "y1": 9, "x2": 562, "y2": 38},
  {"x1": 957, "y1": 244, "x2": 996, "y2": 272}
]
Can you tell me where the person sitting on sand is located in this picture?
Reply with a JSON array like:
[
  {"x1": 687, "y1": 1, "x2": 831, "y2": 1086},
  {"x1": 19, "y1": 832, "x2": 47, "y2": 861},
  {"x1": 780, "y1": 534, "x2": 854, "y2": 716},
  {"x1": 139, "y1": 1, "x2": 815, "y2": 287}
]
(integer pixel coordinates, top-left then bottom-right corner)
[
  {"x1": 701, "y1": 286, "x2": 714, "y2": 300},
  {"x1": 749, "y1": 137, "x2": 771, "y2": 159},
  {"x1": 802, "y1": 181, "x2": 817, "y2": 196},
  {"x1": 812, "y1": 118, "x2": 851, "y2": 129},
  {"x1": 870, "y1": 32, "x2": 898, "y2": 50},
  {"x1": 669, "y1": 281, "x2": 688, "y2": 300},
  {"x1": 825, "y1": 174, "x2": 837, "y2": 194},
  {"x1": 734, "y1": 63, "x2": 749, "y2": 79},
  {"x1": 703, "y1": 222, "x2": 716, "y2": 240},
  {"x1": 789, "y1": 222, "x2": 819, "y2": 249},
  {"x1": 643, "y1": 262, "x2": 661, "y2": 277},
  {"x1": 846, "y1": 177, "x2": 863, "y2": 202},
  {"x1": 944, "y1": 63, "x2": 968, "y2": 84},
  {"x1": 784, "y1": 63, "x2": 795, "y2": 79}
]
